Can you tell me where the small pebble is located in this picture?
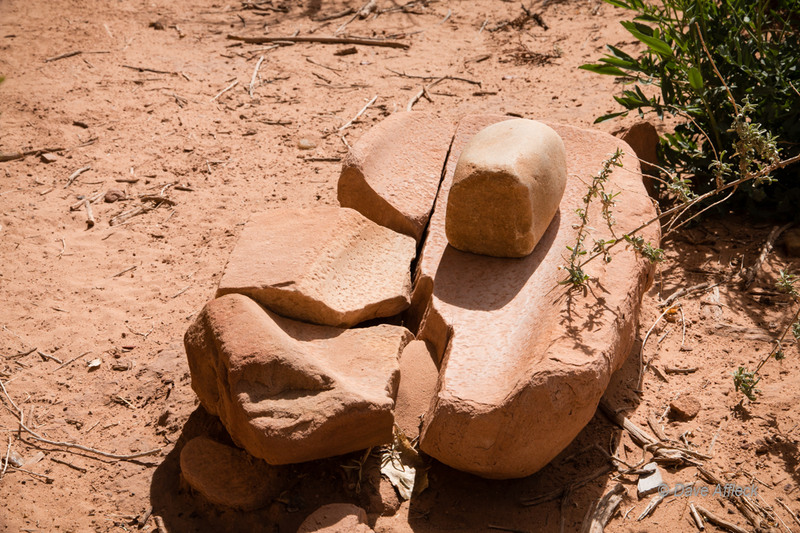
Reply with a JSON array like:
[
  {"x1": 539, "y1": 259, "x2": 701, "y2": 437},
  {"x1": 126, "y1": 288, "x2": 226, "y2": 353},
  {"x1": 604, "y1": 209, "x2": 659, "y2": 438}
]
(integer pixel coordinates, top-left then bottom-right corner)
[
  {"x1": 297, "y1": 138, "x2": 316, "y2": 150},
  {"x1": 104, "y1": 189, "x2": 126, "y2": 203}
]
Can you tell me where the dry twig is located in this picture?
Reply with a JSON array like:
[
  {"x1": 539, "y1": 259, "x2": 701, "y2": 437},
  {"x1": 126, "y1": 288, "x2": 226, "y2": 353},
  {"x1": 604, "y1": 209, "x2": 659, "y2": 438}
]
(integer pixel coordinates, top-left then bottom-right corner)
[
  {"x1": 0, "y1": 379, "x2": 160, "y2": 460},
  {"x1": 741, "y1": 223, "x2": 793, "y2": 289},
  {"x1": 581, "y1": 484, "x2": 625, "y2": 533},
  {"x1": 694, "y1": 504, "x2": 749, "y2": 533},
  {"x1": 227, "y1": 34, "x2": 410, "y2": 49},
  {"x1": 339, "y1": 95, "x2": 378, "y2": 132},
  {"x1": 249, "y1": 55, "x2": 265, "y2": 97}
]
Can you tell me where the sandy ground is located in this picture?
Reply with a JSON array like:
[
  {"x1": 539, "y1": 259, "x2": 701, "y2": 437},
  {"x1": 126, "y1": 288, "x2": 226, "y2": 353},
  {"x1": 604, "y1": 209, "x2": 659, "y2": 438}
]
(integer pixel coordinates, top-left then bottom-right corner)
[{"x1": 1, "y1": 1, "x2": 799, "y2": 532}]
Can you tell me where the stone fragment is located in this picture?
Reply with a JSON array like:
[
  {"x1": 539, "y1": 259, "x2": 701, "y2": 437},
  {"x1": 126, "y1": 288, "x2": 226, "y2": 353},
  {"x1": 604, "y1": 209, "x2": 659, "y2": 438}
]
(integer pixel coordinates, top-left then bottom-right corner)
[
  {"x1": 185, "y1": 293, "x2": 413, "y2": 464},
  {"x1": 338, "y1": 112, "x2": 456, "y2": 242},
  {"x1": 394, "y1": 340, "x2": 438, "y2": 441},
  {"x1": 669, "y1": 396, "x2": 700, "y2": 421},
  {"x1": 216, "y1": 207, "x2": 415, "y2": 328},
  {"x1": 637, "y1": 462, "x2": 664, "y2": 499},
  {"x1": 104, "y1": 189, "x2": 125, "y2": 203},
  {"x1": 40, "y1": 152, "x2": 58, "y2": 163},
  {"x1": 614, "y1": 121, "x2": 659, "y2": 196},
  {"x1": 445, "y1": 118, "x2": 567, "y2": 258},
  {"x1": 411, "y1": 114, "x2": 659, "y2": 478},
  {"x1": 784, "y1": 228, "x2": 800, "y2": 257},
  {"x1": 180, "y1": 436, "x2": 284, "y2": 511},
  {"x1": 297, "y1": 504, "x2": 374, "y2": 533}
]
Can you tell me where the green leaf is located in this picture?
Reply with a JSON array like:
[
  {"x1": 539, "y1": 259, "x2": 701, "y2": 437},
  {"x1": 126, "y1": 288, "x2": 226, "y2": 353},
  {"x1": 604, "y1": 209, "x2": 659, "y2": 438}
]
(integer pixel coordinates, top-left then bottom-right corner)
[
  {"x1": 594, "y1": 111, "x2": 629, "y2": 123},
  {"x1": 621, "y1": 21, "x2": 673, "y2": 57},
  {"x1": 579, "y1": 63, "x2": 627, "y2": 76},
  {"x1": 604, "y1": 0, "x2": 633, "y2": 9},
  {"x1": 688, "y1": 67, "x2": 704, "y2": 92}
]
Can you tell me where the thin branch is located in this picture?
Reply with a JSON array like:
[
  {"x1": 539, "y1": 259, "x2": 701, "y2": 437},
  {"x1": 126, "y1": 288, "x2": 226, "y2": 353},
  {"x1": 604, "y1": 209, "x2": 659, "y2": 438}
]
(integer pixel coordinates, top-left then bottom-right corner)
[
  {"x1": 227, "y1": 34, "x2": 410, "y2": 49},
  {"x1": 249, "y1": 55, "x2": 265, "y2": 98},
  {"x1": 339, "y1": 95, "x2": 378, "y2": 132},
  {"x1": 0, "y1": 379, "x2": 159, "y2": 460}
]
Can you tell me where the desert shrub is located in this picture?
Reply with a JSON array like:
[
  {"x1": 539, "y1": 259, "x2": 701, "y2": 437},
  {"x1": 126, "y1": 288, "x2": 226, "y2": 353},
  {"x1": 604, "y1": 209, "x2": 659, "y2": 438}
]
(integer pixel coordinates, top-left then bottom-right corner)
[{"x1": 581, "y1": 0, "x2": 800, "y2": 216}]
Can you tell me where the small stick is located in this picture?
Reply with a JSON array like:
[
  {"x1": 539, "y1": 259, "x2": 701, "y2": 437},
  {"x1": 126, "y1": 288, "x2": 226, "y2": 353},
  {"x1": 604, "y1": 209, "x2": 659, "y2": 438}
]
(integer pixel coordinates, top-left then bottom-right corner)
[
  {"x1": 51, "y1": 456, "x2": 88, "y2": 473},
  {"x1": 659, "y1": 281, "x2": 716, "y2": 308},
  {"x1": 37, "y1": 350, "x2": 63, "y2": 364},
  {"x1": 64, "y1": 165, "x2": 92, "y2": 188},
  {"x1": 7, "y1": 464, "x2": 54, "y2": 484},
  {"x1": 386, "y1": 68, "x2": 482, "y2": 85},
  {"x1": 741, "y1": 223, "x2": 793, "y2": 289},
  {"x1": 582, "y1": 484, "x2": 625, "y2": 533},
  {"x1": 306, "y1": 57, "x2": 341, "y2": 72},
  {"x1": 776, "y1": 498, "x2": 800, "y2": 528},
  {"x1": 647, "y1": 412, "x2": 668, "y2": 442},
  {"x1": 113, "y1": 265, "x2": 137, "y2": 277},
  {"x1": 122, "y1": 64, "x2": 177, "y2": 75},
  {"x1": 0, "y1": 147, "x2": 66, "y2": 163},
  {"x1": 70, "y1": 191, "x2": 104, "y2": 211},
  {"x1": 690, "y1": 503, "x2": 705, "y2": 530},
  {"x1": 339, "y1": 95, "x2": 378, "y2": 132},
  {"x1": 110, "y1": 205, "x2": 152, "y2": 226},
  {"x1": 249, "y1": 55, "x2": 265, "y2": 97},
  {"x1": 137, "y1": 507, "x2": 154, "y2": 529},
  {"x1": 638, "y1": 306, "x2": 672, "y2": 389},
  {"x1": 154, "y1": 516, "x2": 167, "y2": 533},
  {"x1": 664, "y1": 366, "x2": 698, "y2": 374},
  {"x1": 53, "y1": 351, "x2": 91, "y2": 371},
  {"x1": 212, "y1": 79, "x2": 239, "y2": 101},
  {"x1": 140, "y1": 195, "x2": 177, "y2": 206},
  {"x1": 45, "y1": 50, "x2": 82, "y2": 62},
  {"x1": 1, "y1": 435, "x2": 11, "y2": 480},
  {"x1": 84, "y1": 199, "x2": 95, "y2": 228},
  {"x1": 694, "y1": 504, "x2": 749, "y2": 533},
  {"x1": 315, "y1": 7, "x2": 355, "y2": 22},
  {"x1": 0, "y1": 379, "x2": 160, "y2": 460},
  {"x1": 227, "y1": 34, "x2": 410, "y2": 49},
  {"x1": 171, "y1": 286, "x2": 190, "y2": 299},
  {"x1": 520, "y1": 464, "x2": 613, "y2": 506},
  {"x1": 115, "y1": 177, "x2": 139, "y2": 183}
]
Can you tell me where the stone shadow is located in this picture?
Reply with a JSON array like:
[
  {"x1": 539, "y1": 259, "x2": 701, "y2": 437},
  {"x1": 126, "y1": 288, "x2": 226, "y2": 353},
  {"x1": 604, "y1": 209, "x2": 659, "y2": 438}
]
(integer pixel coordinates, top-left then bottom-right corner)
[
  {"x1": 149, "y1": 405, "x2": 393, "y2": 533},
  {"x1": 432, "y1": 210, "x2": 561, "y2": 311}
]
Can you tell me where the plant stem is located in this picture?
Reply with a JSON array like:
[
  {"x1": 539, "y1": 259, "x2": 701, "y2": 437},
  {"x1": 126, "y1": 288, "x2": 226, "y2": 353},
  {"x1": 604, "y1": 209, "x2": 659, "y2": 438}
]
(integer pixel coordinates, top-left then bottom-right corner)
[
  {"x1": 579, "y1": 152, "x2": 800, "y2": 269},
  {"x1": 754, "y1": 303, "x2": 800, "y2": 375}
]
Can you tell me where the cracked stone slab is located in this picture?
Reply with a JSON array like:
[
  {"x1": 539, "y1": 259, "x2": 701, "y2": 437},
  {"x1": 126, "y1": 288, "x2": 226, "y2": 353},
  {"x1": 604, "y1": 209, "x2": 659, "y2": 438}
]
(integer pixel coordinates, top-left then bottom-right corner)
[
  {"x1": 410, "y1": 114, "x2": 659, "y2": 479},
  {"x1": 185, "y1": 293, "x2": 413, "y2": 464},
  {"x1": 338, "y1": 111, "x2": 456, "y2": 243},
  {"x1": 216, "y1": 207, "x2": 416, "y2": 328}
]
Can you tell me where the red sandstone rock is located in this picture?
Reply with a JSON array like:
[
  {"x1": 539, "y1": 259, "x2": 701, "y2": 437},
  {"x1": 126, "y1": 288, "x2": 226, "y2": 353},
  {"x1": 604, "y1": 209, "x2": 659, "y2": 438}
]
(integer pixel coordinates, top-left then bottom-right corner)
[
  {"x1": 445, "y1": 119, "x2": 567, "y2": 258},
  {"x1": 338, "y1": 112, "x2": 456, "y2": 242},
  {"x1": 216, "y1": 207, "x2": 415, "y2": 328},
  {"x1": 614, "y1": 121, "x2": 659, "y2": 196},
  {"x1": 185, "y1": 293, "x2": 413, "y2": 464},
  {"x1": 394, "y1": 340, "x2": 438, "y2": 441},
  {"x1": 179, "y1": 436, "x2": 284, "y2": 511},
  {"x1": 297, "y1": 504, "x2": 374, "y2": 533},
  {"x1": 669, "y1": 396, "x2": 700, "y2": 421},
  {"x1": 411, "y1": 114, "x2": 659, "y2": 478}
]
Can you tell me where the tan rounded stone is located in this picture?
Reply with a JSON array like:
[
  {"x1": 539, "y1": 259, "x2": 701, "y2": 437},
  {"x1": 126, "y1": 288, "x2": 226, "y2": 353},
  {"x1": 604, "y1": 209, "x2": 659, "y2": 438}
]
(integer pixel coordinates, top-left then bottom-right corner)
[
  {"x1": 445, "y1": 118, "x2": 567, "y2": 258},
  {"x1": 180, "y1": 436, "x2": 283, "y2": 511},
  {"x1": 297, "y1": 504, "x2": 373, "y2": 533}
]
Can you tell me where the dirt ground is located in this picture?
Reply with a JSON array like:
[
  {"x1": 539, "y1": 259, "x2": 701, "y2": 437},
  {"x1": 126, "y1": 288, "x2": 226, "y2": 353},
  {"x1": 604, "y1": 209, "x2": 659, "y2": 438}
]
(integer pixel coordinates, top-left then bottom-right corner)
[{"x1": 1, "y1": 1, "x2": 799, "y2": 532}]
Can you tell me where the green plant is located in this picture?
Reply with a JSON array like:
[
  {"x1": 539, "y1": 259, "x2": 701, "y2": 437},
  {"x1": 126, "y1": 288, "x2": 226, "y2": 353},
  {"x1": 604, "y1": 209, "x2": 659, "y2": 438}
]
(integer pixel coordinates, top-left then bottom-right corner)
[
  {"x1": 560, "y1": 149, "x2": 664, "y2": 288},
  {"x1": 581, "y1": 0, "x2": 800, "y2": 213},
  {"x1": 732, "y1": 271, "x2": 800, "y2": 401}
]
